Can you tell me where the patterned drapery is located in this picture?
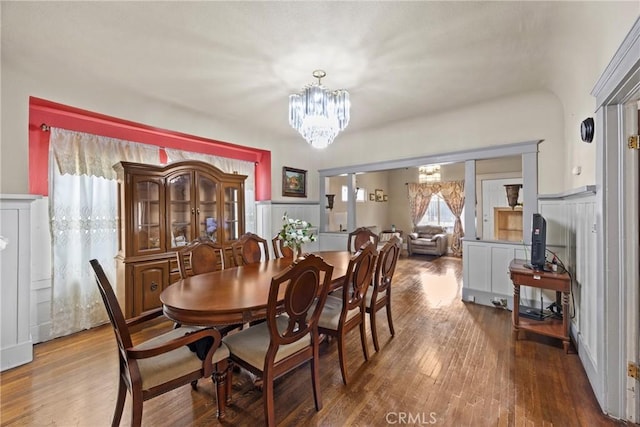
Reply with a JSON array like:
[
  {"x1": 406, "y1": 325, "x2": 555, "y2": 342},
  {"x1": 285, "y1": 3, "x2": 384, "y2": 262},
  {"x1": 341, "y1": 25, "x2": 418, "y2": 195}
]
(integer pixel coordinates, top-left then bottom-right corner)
[
  {"x1": 407, "y1": 183, "x2": 437, "y2": 227},
  {"x1": 439, "y1": 181, "x2": 465, "y2": 256}
]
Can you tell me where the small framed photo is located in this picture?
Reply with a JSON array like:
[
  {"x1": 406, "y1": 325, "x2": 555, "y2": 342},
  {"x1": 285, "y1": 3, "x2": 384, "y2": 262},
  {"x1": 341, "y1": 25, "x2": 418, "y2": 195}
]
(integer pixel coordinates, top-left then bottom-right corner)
[
  {"x1": 383, "y1": 195, "x2": 389, "y2": 202},
  {"x1": 369, "y1": 193, "x2": 375, "y2": 201},
  {"x1": 375, "y1": 189, "x2": 384, "y2": 202},
  {"x1": 282, "y1": 166, "x2": 307, "y2": 198}
]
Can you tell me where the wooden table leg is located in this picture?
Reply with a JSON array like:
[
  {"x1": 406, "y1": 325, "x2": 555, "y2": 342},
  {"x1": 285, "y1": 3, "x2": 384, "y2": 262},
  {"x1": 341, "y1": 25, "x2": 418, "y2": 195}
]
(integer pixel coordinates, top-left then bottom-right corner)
[
  {"x1": 512, "y1": 283, "x2": 520, "y2": 340},
  {"x1": 562, "y1": 291, "x2": 570, "y2": 353}
]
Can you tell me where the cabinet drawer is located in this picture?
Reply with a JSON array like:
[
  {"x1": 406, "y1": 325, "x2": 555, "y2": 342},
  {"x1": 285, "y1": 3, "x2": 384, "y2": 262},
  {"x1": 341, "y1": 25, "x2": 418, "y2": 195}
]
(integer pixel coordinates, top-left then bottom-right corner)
[{"x1": 131, "y1": 260, "x2": 169, "y2": 316}]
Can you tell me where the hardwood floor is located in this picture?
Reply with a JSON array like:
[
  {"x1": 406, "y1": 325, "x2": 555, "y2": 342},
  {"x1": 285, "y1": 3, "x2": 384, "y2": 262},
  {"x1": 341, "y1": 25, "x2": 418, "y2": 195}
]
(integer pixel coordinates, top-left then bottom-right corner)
[{"x1": 0, "y1": 256, "x2": 625, "y2": 426}]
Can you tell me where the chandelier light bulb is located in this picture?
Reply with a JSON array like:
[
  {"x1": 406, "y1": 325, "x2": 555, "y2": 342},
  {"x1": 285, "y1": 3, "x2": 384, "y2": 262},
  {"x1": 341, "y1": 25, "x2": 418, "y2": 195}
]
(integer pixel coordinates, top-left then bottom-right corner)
[{"x1": 289, "y1": 70, "x2": 350, "y2": 149}]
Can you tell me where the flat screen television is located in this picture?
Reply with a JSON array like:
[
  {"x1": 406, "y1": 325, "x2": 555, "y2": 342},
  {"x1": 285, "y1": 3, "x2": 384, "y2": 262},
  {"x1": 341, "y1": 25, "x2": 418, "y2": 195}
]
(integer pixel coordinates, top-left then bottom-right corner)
[{"x1": 530, "y1": 213, "x2": 547, "y2": 270}]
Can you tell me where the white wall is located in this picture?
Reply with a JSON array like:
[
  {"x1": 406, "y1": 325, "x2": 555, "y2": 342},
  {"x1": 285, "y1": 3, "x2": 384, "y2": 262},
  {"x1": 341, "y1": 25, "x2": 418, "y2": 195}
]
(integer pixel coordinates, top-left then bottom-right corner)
[
  {"x1": 542, "y1": 4, "x2": 640, "y2": 190},
  {"x1": 315, "y1": 91, "x2": 564, "y2": 194}
]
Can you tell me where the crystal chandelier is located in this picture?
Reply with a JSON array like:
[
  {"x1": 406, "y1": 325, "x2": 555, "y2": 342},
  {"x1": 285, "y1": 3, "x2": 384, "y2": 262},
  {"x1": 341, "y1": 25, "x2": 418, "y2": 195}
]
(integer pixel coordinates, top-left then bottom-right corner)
[{"x1": 289, "y1": 70, "x2": 350, "y2": 149}]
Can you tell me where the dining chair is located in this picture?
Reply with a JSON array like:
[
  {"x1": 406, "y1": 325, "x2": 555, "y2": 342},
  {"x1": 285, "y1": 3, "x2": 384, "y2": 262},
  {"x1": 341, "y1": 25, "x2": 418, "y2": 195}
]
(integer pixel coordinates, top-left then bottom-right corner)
[
  {"x1": 230, "y1": 232, "x2": 269, "y2": 266},
  {"x1": 347, "y1": 227, "x2": 379, "y2": 253},
  {"x1": 176, "y1": 237, "x2": 225, "y2": 279},
  {"x1": 366, "y1": 235, "x2": 401, "y2": 351},
  {"x1": 271, "y1": 234, "x2": 294, "y2": 259},
  {"x1": 222, "y1": 254, "x2": 334, "y2": 427},
  {"x1": 176, "y1": 238, "x2": 242, "y2": 335},
  {"x1": 317, "y1": 240, "x2": 377, "y2": 385},
  {"x1": 89, "y1": 259, "x2": 231, "y2": 426}
]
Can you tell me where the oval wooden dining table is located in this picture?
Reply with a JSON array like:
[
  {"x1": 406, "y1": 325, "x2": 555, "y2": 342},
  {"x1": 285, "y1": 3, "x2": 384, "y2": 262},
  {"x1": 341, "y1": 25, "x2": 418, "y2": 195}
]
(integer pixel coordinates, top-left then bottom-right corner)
[{"x1": 160, "y1": 250, "x2": 353, "y2": 326}]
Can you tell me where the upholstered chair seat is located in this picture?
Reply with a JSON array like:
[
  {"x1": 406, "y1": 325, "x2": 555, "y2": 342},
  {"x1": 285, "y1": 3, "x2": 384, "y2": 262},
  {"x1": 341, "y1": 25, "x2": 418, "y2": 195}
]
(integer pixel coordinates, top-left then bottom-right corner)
[
  {"x1": 136, "y1": 326, "x2": 230, "y2": 390},
  {"x1": 365, "y1": 287, "x2": 386, "y2": 308},
  {"x1": 315, "y1": 295, "x2": 360, "y2": 330},
  {"x1": 222, "y1": 316, "x2": 311, "y2": 369}
]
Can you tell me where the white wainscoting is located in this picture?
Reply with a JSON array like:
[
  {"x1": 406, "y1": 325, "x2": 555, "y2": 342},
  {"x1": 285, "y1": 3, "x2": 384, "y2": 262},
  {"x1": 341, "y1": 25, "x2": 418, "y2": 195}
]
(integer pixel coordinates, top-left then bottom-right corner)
[
  {"x1": 462, "y1": 240, "x2": 528, "y2": 308},
  {"x1": 318, "y1": 232, "x2": 349, "y2": 251},
  {"x1": 1, "y1": 194, "x2": 40, "y2": 371},
  {"x1": 256, "y1": 202, "x2": 321, "y2": 256},
  {"x1": 538, "y1": 189, "x2": 598, "y2": 393},
  {"x1": 463, "y1": 188, "x2": 599, "y2": 408},
  {"x1": 29, "y1": 198, "x2": 52, "y2": 344}
]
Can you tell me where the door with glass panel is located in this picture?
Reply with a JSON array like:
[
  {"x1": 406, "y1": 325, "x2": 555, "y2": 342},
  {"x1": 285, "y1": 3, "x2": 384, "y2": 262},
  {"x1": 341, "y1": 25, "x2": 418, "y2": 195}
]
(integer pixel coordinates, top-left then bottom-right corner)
[
  {"x1": 222, "y1": 182, "x2": 244, "y2": 242},
  {"x1": 167, "y1": 171, "x2": 193, "y2": 249},
  {"x1": 195, "y1": 172, "x2": 218, "y2": 241},
  {"x1": 131, "y1": 175, "x2": 164, "y2": 255}
]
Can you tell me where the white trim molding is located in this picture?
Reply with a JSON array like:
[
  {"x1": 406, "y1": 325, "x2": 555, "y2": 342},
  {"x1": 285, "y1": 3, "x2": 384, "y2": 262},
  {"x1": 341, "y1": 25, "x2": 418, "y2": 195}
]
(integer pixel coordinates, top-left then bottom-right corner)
[{"x1": 591, "y1": 16, "x2": 640, "y2": 422}]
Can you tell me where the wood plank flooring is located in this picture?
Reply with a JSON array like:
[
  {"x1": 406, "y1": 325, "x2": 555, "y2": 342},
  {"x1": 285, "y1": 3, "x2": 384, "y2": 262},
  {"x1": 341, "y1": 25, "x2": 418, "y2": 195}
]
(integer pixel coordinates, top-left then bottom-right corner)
[{"x1": 0, "y1": 256, "x2": 625, "y2": 426}]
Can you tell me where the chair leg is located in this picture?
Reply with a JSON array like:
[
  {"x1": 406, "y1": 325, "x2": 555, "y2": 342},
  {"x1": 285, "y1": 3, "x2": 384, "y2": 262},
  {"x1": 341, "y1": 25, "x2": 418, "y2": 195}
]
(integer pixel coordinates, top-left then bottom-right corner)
[
  {"x1": 263, "y1": 367, "x2": 276, "y2": 427},
  {"x1": 337, "y1": 334, "x2": 348, "y2": 385},
  {"x1": 310, "y1": 347, "x2": 322, "y2": 411},
  {"x1": 386, "y1": 302, "x2": 395, "y2": 337},
  {"x1": 111, "y1": 376, "x2": 127, "y2": 427},
  {"x1": 212, "y1": 360, "x2": 228, "y2": 419},
  {"x1": 130, "y1": 388, "x2": 143, "y2": 427},
  {"x1": 226, "y1": 362, "x2": 234, "y2": 405},
  {"x1": 190, "y1": 380, "x2": 198, "y2": 390},
  {"x1": 369, "y1": 309, "x2": 380, "y2": 352},
  {"x1": 359, "y1": 318, "x2": 369, "y2": 362}
]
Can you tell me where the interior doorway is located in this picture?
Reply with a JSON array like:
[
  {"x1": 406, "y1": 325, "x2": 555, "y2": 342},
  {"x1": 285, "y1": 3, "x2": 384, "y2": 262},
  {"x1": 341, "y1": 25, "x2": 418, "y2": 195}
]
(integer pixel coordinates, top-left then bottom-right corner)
[{"x1": 481, "y1": 178, "x2": 523, "y2": 240}]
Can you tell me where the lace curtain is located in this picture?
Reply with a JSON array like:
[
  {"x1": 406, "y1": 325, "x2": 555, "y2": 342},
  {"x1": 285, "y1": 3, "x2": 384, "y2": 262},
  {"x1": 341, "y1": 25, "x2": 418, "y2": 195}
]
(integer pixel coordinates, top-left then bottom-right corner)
[
  {"x1": 49, "y1": 128, "x2": 160, "y2": 338},
  {"x1": 439, "y1": 181, "x2": 465, "y2": 256},
  {"x1": 164, "y1": 148, "x2": 256, "y2": 233}
]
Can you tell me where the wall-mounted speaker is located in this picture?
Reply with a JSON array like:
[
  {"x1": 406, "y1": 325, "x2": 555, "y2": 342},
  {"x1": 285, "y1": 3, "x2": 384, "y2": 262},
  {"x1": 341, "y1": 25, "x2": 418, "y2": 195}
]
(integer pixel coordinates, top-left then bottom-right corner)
[{"x1": 581, "y1": 117, "x2": 594, "y2": 143}]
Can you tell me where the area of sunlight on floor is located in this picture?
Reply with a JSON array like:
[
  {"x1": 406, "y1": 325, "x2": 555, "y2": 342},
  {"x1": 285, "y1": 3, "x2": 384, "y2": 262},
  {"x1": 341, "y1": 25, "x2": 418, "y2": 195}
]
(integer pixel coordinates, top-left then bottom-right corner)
[{"x1": 419, "y1": 268, "x2": 460, "y2": 308}]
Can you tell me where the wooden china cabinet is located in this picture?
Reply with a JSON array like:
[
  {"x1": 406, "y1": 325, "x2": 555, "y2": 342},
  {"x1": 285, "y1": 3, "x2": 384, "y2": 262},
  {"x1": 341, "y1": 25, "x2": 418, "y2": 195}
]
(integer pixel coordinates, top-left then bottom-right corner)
[{"x1": 113, "y1": 160, "x2": 246, "y2": 318}]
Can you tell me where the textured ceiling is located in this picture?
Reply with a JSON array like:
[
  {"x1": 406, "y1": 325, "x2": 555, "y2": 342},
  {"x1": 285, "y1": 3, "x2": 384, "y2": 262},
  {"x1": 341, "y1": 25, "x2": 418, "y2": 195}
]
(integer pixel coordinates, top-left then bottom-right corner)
[{"x1": 0, "y1": 1, "x2": 625, "y2": 140}]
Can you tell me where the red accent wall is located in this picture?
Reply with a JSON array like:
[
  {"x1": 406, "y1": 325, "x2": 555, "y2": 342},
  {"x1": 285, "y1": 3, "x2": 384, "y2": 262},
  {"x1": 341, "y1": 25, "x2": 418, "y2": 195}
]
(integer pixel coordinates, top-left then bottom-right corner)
[{"x1": 28, "y1": 97, "x2": 271, "y2": 200}]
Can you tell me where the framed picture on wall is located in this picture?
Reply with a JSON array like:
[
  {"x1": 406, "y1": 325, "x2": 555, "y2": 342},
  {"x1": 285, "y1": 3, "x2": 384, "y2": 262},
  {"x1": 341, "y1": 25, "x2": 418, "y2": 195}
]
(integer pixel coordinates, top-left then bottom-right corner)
[
  {"x1": 375, "y1": 189, "x2": 384, "y2": 202},
  {"x1": 282, "y1": 166, "x2": 307, "y2": 197},
  {"x1": 369, "y1": 193, "x2": 375, "y2": 201}
]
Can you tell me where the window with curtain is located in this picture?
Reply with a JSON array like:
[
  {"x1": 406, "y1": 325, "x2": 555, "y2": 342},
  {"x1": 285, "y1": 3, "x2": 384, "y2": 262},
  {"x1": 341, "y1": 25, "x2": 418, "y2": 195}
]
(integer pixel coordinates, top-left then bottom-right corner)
[
  {"x1": 49, "y1": 128, "x2": 160, "y2": 338},
  {"x1": 418, "y1": 193, "x2": 463, "y2": 231},
  {"x1": 48, "y1": 129, "x2": 258, "y2": 338}
]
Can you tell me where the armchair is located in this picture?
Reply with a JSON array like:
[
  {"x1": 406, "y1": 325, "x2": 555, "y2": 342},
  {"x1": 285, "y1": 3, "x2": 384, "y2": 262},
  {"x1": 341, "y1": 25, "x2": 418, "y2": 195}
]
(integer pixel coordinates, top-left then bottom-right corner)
[{"x1": 407, "y1": 225, "x2": 448, "y2": 257}]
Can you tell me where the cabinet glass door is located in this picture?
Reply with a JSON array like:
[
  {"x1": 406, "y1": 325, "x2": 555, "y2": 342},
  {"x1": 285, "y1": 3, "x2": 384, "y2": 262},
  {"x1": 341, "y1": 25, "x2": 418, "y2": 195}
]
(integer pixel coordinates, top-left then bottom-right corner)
[
  {"x1": 167, "y1": 172, "x2": 192, "y2": 248},
  {"x1": 223, "y1": 184, "x2": 242, "y2": 241},
  {"x1": 133, "y1": 178, "x2": 161, "y2": 253},
  {"x1": 196, "y1": 173, "x2": 218, "y2": 241}
]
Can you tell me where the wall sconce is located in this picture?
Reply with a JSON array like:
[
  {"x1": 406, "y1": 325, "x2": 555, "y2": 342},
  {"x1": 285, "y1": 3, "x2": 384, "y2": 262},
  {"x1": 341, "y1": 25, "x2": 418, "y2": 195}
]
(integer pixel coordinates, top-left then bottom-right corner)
[
  {"x1": 326, "y1": 194, "x2": 335, "y2": 210},
  {"x1": 504, "y1": 184, "x2": 522, "y2": 210}
]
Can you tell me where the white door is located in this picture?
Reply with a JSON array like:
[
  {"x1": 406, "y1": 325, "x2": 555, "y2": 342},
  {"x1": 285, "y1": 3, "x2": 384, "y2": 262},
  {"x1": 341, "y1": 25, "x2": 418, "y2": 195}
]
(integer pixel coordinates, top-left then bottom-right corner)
[{"x1": 481, "y1": 178, "x2": 522, "y2": 240}]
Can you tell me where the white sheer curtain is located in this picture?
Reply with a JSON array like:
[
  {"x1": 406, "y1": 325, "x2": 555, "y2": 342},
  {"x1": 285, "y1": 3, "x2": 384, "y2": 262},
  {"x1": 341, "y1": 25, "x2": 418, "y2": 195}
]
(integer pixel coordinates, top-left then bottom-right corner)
[
  {"x1": 164, "y1": 148, "x2": 256, "y2": 233},
  {"x1": 49, "y1": 128, "x2": 160, "y2": 338}
]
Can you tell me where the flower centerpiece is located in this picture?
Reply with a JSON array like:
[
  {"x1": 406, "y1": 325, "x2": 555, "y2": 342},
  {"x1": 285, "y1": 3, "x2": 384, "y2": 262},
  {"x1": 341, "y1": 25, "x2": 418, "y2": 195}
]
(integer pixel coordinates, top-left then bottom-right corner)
[{"x1": 278, "y1": 212, "x2": 317, "y2": 258}]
